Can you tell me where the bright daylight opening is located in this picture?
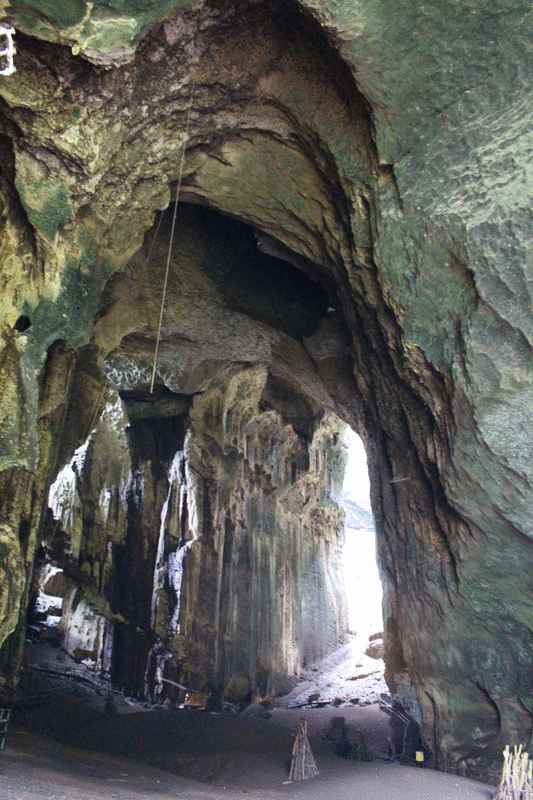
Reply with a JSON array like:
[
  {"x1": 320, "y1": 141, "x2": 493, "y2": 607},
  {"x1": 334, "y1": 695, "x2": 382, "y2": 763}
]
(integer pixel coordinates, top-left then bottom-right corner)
[{"x1": 341, "y1": 428, "x2": 383, "y2": 647}]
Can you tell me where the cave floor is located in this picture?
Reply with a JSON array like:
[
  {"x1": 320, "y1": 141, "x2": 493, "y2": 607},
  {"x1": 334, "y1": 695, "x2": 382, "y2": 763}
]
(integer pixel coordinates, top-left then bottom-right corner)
[
  {"x1": 6, "y1": 640, "x2": 494, "y2": 798},
  {"x1": 0, "y1": 724, "x2": 493, "y2": 800},
  {"x1": 277, "y1": 636, "x2": 388, "y2": 710}
]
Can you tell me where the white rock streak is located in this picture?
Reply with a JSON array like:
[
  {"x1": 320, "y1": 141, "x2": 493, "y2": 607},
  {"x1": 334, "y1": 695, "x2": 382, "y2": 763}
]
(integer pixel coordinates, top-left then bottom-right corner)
[
  {"x1": 150, "y1": 450, "x2": 195, "y2": 633},
  {"x1": 0, "y1": 26, "x2": 16, "y2": 76},
  {"x1": 48, "y1": 436, "x2": 93, "y2": 532}
]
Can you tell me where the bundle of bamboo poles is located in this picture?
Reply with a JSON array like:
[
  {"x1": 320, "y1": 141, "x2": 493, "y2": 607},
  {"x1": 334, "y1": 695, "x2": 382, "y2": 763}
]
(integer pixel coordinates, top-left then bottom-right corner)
[
  {"x1": 496, "y1": 745, "x2": 533, "y2": 800},
  {"x1": 288, "y1": 720, "x2": 319, "y2": 782}
]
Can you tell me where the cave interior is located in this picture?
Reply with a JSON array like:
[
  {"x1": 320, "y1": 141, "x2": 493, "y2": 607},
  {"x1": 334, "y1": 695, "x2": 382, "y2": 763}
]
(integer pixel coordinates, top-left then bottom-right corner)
[{"x1": 0, "y1": 0, "x2": 531, "y2": 791}]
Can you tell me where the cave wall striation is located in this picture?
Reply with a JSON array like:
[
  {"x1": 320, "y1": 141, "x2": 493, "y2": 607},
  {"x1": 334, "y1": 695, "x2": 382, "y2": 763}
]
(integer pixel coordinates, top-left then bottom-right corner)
[{"x1": 35, "y1": 371, "x2": 347, "y2": 703}]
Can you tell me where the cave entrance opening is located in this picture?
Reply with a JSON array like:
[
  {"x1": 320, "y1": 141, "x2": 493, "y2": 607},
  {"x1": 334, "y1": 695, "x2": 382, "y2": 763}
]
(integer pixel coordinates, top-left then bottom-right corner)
[
  {"x1": 290, "y1": 421, "x2": 386, "y2": 717},
  {"x1": 341, "y1": 427, "x2": 383, "y2": 649}
]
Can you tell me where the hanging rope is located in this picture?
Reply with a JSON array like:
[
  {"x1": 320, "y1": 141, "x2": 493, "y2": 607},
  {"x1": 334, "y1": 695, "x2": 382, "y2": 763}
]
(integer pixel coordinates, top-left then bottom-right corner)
[
  {"x1": 144, "y1": 208, "x2": 164, "y2": 273},
  {"x1": 149, "y1": 86, "x2": 195, "y2": 394}
]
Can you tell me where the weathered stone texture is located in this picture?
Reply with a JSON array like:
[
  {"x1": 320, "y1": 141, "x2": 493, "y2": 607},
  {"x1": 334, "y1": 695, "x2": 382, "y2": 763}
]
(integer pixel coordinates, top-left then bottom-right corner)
[
  {"x1": 34, "y1": 370, "x2": 348, "y2": 702},
  {"x1": 178, "y1": 370, "x2": 348, "y2": 699}
]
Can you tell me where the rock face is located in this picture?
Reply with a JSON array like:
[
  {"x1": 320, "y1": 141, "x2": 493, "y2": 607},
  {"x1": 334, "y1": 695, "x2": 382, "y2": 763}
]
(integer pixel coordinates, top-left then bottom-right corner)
[
  {"x1": 365, "y1": 639, "x2": 384, "y2": 661},
  {"x1": 0, "y1": 0, "x2": 531, "y2": 782},
  {"x1": 36, "y1": 373, "x2": 347, "y2": 702},
  {"x1": 179, "y1": 371, "x2": 347, "y2": 700}
]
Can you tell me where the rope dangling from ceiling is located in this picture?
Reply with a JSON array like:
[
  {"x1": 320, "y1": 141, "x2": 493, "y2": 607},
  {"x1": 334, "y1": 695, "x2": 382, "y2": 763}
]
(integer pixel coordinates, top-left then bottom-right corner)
[{"x1": 149, "y1": 84, "x2": 195, "y2": 394}]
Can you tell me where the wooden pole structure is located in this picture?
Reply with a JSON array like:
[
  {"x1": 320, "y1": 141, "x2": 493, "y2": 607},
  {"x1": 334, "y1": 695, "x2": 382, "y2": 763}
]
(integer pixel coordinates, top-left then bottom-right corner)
[
  {"x1": 496, "y1": 745, "x2": 533, "y2": 800},
  {"x1": 288, "y1": 719, "x2": 319, "y2": 782}
]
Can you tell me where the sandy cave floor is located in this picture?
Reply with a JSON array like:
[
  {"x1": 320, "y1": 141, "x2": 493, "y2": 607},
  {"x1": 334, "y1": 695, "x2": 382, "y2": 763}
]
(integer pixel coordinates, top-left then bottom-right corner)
[
  {"x1": 0, "y1": 638, "x2": 494, "y2": 800},
  {"x1": 0, "y1": 725, "x2": 494, "y2": 800}
]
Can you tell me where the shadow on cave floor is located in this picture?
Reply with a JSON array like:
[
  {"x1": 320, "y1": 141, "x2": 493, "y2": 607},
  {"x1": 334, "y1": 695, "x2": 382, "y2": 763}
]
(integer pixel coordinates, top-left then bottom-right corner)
[
  {"x1": 0, "y1": 722, "x2": 493, "y2": 800},
  {"x1": 6, "y1": 642, "x2": 493, "y2": 799}
]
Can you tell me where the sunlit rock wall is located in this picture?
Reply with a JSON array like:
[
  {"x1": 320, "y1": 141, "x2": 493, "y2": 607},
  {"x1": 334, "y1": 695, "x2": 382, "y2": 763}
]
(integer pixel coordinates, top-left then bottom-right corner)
[
  {"x1": 177, "y1": 368, "x2": 348, "y2": 701},
  {"x1": 39, "y1": 393, "x2": 131, "y2": 667}
]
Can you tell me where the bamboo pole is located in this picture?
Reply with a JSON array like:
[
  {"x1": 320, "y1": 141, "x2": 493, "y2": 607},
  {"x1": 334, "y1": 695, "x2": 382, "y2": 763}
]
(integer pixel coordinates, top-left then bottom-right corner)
[{"x1": 496, "y1": 745, "x2": 533, "y2": 800}]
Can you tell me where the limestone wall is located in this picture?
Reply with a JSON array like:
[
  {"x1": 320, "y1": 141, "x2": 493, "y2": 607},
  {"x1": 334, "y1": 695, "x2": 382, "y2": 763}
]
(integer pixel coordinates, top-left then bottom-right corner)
[{"x1": 34, "y1": 372, "x2": 348, "y2": 703}]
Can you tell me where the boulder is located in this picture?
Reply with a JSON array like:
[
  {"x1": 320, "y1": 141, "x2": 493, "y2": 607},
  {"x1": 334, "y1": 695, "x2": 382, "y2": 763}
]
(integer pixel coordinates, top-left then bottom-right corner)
[{"x1": 366, "y1": 640, "x2": 385, "y2": 660}]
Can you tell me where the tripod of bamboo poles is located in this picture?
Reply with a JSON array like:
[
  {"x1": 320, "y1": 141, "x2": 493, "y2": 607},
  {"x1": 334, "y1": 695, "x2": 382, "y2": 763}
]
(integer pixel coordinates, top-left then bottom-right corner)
[{"x1": 289, "y1": 719, "x2": 319, "y2": 781}]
